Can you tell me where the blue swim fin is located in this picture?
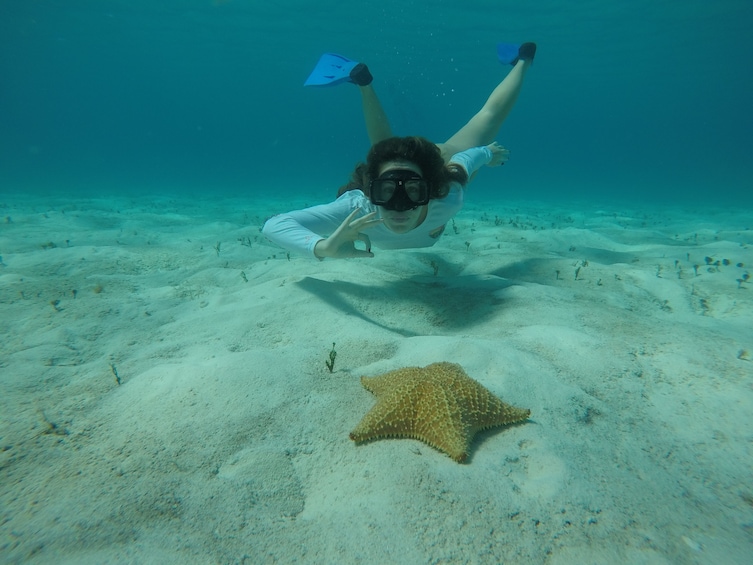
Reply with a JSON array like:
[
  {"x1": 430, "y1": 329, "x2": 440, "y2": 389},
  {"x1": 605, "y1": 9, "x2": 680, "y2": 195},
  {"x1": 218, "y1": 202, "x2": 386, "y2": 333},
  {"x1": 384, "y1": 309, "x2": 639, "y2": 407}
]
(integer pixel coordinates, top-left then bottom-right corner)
[
  {"x1": 497, "y1": 42, "x2": 537, "y2": 65},
  {"x1": 496, "y1": 43, "x2": 521, "y2": 65},
  {"x1": 304, "y1": 53, "x2": 359, "y2": 87}
]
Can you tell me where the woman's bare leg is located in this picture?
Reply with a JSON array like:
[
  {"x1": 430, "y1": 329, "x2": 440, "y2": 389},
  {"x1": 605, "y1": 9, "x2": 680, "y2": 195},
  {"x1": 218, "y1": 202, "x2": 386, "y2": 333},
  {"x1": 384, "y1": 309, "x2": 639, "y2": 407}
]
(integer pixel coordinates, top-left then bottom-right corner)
[
  {"x1": 437, "y1": 58, "x2": 532, "y2": 160},
  {"x1": 359, "y1": 85, "x2": 393, "y2": 145}
]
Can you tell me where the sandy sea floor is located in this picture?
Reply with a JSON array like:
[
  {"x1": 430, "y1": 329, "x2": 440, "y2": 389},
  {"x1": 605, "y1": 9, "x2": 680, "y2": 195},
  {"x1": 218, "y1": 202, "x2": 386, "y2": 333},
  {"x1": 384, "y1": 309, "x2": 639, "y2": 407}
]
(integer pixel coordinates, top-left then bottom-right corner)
[{"x1": 1, "y1": 191, "x2": 752, "y2": 564}]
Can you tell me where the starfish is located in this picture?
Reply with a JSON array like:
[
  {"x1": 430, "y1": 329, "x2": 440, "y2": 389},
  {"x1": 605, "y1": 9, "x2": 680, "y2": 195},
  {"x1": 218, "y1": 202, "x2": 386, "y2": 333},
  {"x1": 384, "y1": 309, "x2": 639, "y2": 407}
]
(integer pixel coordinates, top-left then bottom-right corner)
[{"x1": 349, "y1": 361, "x2": 530, "y2": 463}]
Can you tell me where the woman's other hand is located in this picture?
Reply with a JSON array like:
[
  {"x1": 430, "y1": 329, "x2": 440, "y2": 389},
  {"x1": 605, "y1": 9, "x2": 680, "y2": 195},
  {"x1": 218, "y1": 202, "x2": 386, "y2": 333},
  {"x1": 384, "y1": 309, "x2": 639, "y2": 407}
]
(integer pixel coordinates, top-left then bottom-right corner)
[
  {"x1": 487, "y1": 142, "x2": 510, "y2": 166},
  {"x1": 313, "y1": 208, "x2": 382, "y2": 259}
]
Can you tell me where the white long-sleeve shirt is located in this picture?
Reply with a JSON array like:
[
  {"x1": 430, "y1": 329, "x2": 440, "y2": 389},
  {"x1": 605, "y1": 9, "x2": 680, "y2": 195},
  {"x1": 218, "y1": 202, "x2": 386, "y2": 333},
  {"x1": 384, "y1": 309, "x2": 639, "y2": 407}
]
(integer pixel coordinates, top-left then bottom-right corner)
[{"x1": 262, "y1": 146, "x2": 492, "y2": 258}]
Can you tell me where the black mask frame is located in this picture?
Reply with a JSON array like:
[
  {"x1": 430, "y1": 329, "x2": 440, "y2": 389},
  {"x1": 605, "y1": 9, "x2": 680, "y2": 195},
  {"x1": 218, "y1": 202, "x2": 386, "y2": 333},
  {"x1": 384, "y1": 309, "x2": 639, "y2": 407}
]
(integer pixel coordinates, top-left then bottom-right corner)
[{"x1": 369, "y1": 170, "x2": 429, "y2": 211}]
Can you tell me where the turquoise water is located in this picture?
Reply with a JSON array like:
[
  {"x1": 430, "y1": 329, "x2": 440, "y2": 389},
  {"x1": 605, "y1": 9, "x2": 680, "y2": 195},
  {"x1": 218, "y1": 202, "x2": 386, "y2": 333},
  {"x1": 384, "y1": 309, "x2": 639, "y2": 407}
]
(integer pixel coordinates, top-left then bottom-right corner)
[{"x1": 1, "y1": 0, "x2": 752, "y2": 203}]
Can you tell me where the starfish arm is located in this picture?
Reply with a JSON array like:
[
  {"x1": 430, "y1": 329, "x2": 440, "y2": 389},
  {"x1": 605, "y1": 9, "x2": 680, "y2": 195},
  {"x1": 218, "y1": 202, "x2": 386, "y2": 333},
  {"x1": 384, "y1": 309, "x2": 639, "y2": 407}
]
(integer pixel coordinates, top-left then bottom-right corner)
[
  {"x1": 349, "y1": 396, "x2": 417, "y2": 442},
  {"x1": 413, "y1": 412, "x2": 471, "y2": 462},
  {"x1": 470, "y1": 395, "x2": 531, "y2": 432}
]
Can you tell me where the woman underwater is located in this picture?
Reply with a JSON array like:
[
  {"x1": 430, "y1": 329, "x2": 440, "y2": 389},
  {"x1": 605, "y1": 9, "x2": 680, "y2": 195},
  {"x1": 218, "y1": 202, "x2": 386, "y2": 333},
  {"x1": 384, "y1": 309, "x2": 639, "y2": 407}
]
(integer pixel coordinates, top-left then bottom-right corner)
[{"x1": 262, "y1": 42, "x2": 536, "y2": 259}]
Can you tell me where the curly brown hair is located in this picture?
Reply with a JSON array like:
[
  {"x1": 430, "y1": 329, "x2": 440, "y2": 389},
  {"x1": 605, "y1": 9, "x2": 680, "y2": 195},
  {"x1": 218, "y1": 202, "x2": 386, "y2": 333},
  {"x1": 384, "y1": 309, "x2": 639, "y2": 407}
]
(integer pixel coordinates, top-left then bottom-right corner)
[{"x1": 337, "y1": 136, "x2": 469, "y2": 199}]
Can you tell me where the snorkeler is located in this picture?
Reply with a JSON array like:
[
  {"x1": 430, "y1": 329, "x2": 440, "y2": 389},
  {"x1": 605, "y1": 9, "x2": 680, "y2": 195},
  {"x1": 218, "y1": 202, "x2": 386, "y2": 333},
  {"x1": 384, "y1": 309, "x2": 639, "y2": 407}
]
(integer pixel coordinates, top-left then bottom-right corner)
[{"x1": 262, "y1": 42, "x2": 536, "y2": 260}]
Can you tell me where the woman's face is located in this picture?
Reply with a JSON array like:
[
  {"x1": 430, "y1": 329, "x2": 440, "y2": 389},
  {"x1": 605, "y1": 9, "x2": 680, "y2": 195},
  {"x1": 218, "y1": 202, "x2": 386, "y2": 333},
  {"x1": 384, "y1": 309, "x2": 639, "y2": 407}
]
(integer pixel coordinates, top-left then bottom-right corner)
[{"x1": 376, "y1": 160, "x2": 428, "y2": 234}]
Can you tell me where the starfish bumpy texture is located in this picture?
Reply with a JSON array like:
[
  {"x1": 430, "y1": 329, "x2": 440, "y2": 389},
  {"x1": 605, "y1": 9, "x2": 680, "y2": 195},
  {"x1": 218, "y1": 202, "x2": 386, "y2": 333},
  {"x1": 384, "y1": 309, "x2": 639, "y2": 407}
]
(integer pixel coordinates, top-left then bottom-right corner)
[{"x1": 349, "y1": 361, "x2": 530, "y2": 463}]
